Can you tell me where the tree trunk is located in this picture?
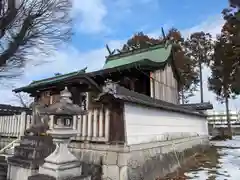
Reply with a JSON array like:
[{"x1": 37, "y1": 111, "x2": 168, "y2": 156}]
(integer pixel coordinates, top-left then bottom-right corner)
[
  {"x1": 199, "y1": 61, "x2": 204, "y2": 103},
  {"x1": 225, "y1": 96, "x2": 232, "y2": 139}
]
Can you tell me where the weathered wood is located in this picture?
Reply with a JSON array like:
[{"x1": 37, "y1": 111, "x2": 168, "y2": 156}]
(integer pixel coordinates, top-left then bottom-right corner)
[{"x1": 151, "y1": 64, "x2": 178, "y2": 104}]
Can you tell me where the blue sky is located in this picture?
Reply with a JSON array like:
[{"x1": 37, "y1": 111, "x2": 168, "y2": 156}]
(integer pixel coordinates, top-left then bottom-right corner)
[
  {"x1": 72, "y1": 0, "x2": 228, "y2": 51},
  {"x1": 2, "y1": 0, "x2": 239, "y2": 112}
]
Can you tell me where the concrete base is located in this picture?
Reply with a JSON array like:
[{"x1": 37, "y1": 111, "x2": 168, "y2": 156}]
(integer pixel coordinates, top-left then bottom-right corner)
[{"x1": 70, "y1": 136, "x2": 209, "y2": 180}]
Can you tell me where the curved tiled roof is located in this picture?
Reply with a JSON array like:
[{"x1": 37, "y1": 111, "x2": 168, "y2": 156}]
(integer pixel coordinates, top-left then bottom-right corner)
[{"x1": 103, "y1": 44, "x2": 172, "y2": 69}]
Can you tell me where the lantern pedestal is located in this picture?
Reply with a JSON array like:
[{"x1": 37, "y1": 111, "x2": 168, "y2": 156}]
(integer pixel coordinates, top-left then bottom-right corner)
[{"x1": 38, "y1": 129, "x2": 82, "y2": 179}]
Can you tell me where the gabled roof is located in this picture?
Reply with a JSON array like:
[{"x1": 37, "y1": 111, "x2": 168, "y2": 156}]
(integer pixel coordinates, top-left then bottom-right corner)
[
  {"x1": 103, "y1": 44, "x2": 172, "y2": 69},
  {"x1": 13, "y1": 44, "x2": 175, "y2": 93},
  {"x1": 13, "y1": 64, "x2": 147, "y2": 93}
]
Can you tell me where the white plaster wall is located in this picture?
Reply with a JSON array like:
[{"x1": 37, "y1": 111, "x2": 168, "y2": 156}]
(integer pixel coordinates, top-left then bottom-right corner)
[{"x1": 124, "y1": 103, "x2": 209, "y2": 145}]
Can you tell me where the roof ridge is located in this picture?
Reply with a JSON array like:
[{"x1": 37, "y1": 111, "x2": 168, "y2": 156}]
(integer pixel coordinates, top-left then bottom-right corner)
[
  {"x1": 106, "y1": 43, "x2": 169, "y2": 62},
  {"x1": 30, "y1": 68, "x2": 87, "y2": 85}
]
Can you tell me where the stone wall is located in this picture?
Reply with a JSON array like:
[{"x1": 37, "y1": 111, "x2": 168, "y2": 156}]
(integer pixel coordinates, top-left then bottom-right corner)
[{"x1": 70, "y1": 135, "x2": 209, "y2": 180}]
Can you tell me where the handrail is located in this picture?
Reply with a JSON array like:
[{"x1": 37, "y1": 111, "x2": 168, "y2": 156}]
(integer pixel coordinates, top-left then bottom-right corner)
[{"x1": 0, "y1": 138, "x2": 20, "y2": 154}]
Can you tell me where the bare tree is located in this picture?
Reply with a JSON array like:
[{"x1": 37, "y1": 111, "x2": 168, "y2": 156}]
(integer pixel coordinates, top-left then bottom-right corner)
[
  {"x1": 0, "y1": 0, "x2": 72, "y2": 79},
  {"x1": 14, "y1": 92, "x2": 33, "y2": 107}
]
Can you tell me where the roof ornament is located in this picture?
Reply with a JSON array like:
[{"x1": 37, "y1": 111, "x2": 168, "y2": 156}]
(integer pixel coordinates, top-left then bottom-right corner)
[
  {"x1": 102, "y1": 79, "x2": 117, "y2": 95},
  {"x1": 161, "y1": 27, "x2": 171, "y2": 49},
  {"x1": 161, "y1": 27, "x2": 166, "y2": 41},
  {"x1": 54, "y1": 73, "x2": 62, "y2": 76},
  {"x1": 106, "y1": 44, "x2": 116, "y2": 56},
  {"x1": 76, "y1": 67, "x2": 87, "y2": 74}
]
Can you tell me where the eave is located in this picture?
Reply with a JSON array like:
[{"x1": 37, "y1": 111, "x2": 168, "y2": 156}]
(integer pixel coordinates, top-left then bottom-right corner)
[
  {"x1": 95, "y1": 83, "x2": 207, "y2": 118},
  {"x1": 179, "y1": 102, "x2": 214, "y2": 111},
  {"x1": 13, "y1": 61, "x2": 167, "y2": 94}
]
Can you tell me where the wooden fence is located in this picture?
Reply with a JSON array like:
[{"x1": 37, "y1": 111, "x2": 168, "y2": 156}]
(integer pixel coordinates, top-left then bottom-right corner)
[
  {"x1": 0, "y1": 112, "x2": 32, "y2": 137},
  {"x1": 0, "y1": 107, "x2": 111, "y2": 143}
]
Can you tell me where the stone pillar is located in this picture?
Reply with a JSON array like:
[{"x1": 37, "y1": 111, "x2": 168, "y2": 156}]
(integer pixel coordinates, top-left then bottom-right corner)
[{"x1": 7, "y1": 135, "x2": 55, "y2": 180}]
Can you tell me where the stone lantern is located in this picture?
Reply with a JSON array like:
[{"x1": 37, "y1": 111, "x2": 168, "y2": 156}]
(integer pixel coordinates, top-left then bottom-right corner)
[{"x1": 28, "y1": 87, "x2": 90, "y2": 180}]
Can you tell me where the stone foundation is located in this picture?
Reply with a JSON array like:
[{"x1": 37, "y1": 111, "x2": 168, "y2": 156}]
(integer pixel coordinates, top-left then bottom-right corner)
[{"x1": 70, "y1": 136, "x2": 209, "y2": 180}]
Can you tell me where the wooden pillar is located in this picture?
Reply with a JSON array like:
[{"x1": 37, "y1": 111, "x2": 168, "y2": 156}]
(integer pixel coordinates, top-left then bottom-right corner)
[
  {"x1": 150, "y1": 72, "x2": 155, "y2": 98},
  {"x1": 13, "y1": 115, "x2": 16, "y2": 137},
  {"x1": 9, "y1": 116, "x2": 12, "y2": 136},
  {"x1": 17, "y1": 116, "x2": 21, "y2": 137},
  {"x1": 20, "y1": 112, "x2": 26, "y2": 137},
  {"x1": 93, "y1": 109, "x2": 98, "y2": 138},
  {"x1": 87, "y1": 110, "x2": 93, "y2": 139},
  {"x1": 0, "y1": 116, "x2": 3, "y2": 135},
  {"x1": 3, "y1": 116, "x2": 6, "y2": 136},
  {"x1": 82, "y1": 115, "x2": 87, "y2": 138},
  {"x1": 10, "y1": 116, "x2": 14, "y2": 137},
  {"x1": 6, "y1": 116, "x2": 10, "y2": 136},
  {"x1": 12, "y1": 115, "x2": 15, "y2": 136},
  {"x1": 99, "y1": 109, "x2": 104, "y2": 137},
  {"x1": 104, "y1": 108, "x2": 110, "y2": 142},
  {"x1": 6, "y1": 116, "x2": 9, "y2": 136},
  {"x1": 77, "y1": 115, "x2": 82, "y2": 137}
]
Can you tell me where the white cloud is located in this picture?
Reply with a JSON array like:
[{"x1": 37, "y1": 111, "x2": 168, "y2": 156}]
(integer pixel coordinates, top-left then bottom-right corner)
[
  {"x1": 72, "y1": 0, "x2": 108, "y2": 34},
  {"x1": 0, "y1": 39, "x2": 124, "y2": 105},
  {"x1": 181, "y1": 15, "x2": 225, "y2": 38},
  {"x1": 149, "y1": 15, "x2": 224, "y2": 39}
]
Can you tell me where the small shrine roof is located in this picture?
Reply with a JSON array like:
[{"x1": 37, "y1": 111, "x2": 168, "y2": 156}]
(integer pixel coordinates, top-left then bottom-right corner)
[
  {"x1": 13, "y1": 44, "x2": 175, "y2": 93},
  {"x1": 103, "y1": 44, "x2": 172, "y2": 69}
]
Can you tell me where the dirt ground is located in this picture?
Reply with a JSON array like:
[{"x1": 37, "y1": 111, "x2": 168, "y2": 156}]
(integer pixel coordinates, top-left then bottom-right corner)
[{"x1": 156, "y1": 146, "x2": 220, "y2": 180}]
